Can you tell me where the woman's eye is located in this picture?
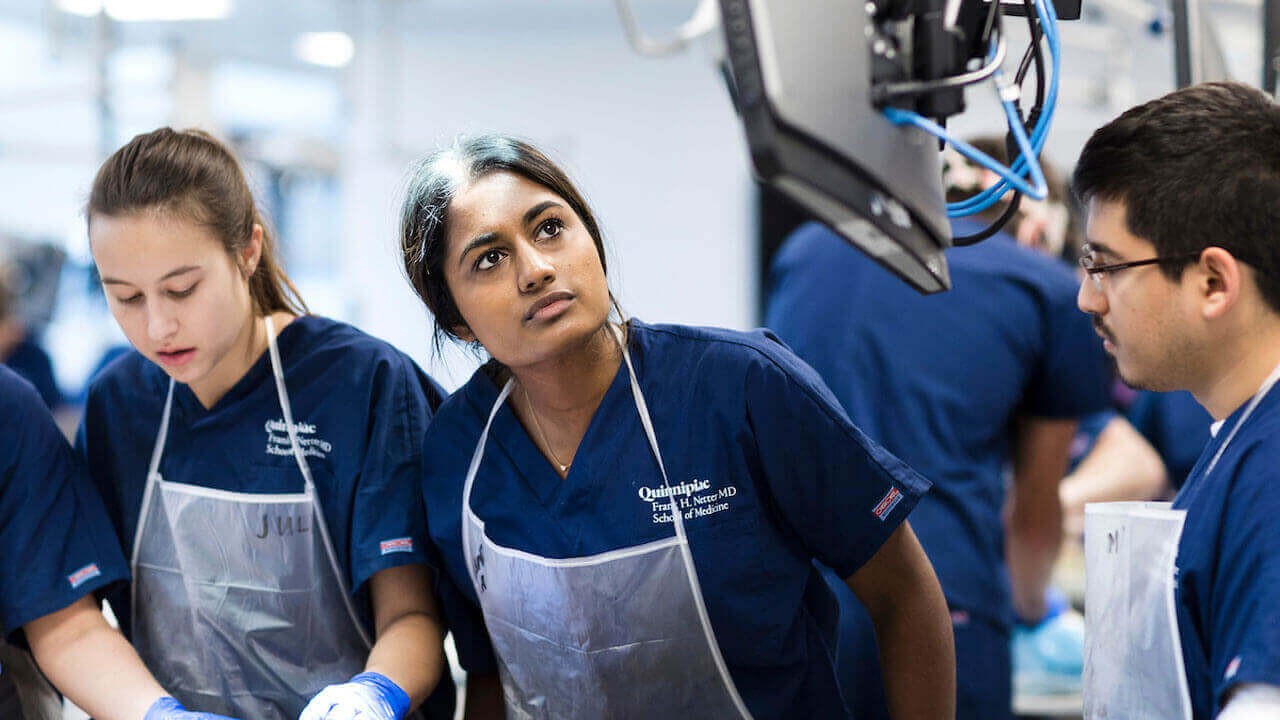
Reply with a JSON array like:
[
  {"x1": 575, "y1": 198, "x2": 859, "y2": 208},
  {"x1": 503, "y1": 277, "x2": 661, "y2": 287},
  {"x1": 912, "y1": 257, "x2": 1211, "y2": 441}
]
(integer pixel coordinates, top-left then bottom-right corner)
[
  {"x1": 115, "y1": 293, "x2": 143, "y2": 305},
  {"x1": 536, "y1": 218, "x2": 564, "y2": 240},
  {"x1": 475, "y1": 249, "x2": 505, "y2": 271},
  {"x1": 168, "y1": 283, "x2": 198, "y2": 299}
]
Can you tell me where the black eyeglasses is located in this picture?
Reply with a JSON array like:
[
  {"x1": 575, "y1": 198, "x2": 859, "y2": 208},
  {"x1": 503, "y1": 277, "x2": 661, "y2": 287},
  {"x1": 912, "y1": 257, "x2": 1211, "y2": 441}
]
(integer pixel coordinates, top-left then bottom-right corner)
[{"x1": 1078, "y1": 245, "x2": 1202, "y2": 290}]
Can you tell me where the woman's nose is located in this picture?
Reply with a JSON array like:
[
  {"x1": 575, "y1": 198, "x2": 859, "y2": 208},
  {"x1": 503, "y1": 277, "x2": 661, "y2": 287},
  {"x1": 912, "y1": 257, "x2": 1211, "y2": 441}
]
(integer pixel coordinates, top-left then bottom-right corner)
[{"x1": 518, "y1": 247, "x2": 556, "y2": 293}]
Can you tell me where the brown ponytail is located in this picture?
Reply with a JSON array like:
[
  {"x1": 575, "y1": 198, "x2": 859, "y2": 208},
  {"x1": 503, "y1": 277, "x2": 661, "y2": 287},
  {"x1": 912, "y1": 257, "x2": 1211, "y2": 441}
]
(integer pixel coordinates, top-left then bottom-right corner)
[{"x1": 88, "y1": 127, "x2": 308, "y2": 316}]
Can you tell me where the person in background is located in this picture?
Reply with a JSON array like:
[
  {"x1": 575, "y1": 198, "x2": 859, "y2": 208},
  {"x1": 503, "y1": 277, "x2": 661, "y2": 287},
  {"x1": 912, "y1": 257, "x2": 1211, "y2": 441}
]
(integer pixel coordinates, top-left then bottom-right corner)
[
  {"x1": 402, "y1": 134, "x2": 955, "y2": 719},
  {"x1": 2, "y1": 365, "x2": 240, "y2": 720},
  {"x1": 765, "y1": 139, "x2": 1112, "y2": 717},
  {"x1": 1058, "y1": 410, "x2": 1167, "y2": 538},
  {"x1": 1075, "y1": 81, "x2": 1280, "y2": 719},
  {"x1": 77, "y1": 127, "x2": 455, "y2": 720},
  {"x1": 0, "y1": 264, "x2": 62, "y2": 409},
  {"x1": 1125, "y1": 388, "x2": 1212, "y2": 492},
  {"x1": 954, "y1": 138, "x2": 1170, "y2": 538}
]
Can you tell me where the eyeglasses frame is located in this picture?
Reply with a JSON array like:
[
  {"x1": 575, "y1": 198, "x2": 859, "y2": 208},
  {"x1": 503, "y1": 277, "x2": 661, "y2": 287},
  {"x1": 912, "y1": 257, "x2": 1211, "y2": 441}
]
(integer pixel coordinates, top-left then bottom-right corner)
[{"x1": 1078, "y1": 246, "x2": 1204, "y2": 290}]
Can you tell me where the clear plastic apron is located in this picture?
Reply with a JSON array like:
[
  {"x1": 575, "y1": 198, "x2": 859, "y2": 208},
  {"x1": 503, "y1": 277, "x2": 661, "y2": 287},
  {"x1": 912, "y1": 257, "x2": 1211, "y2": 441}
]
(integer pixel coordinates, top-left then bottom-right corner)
[
  {"x1": 130, "y1": 316, "x2": 371, "y2": 720},
  {"x1": 1084, "y1": 502, "x2": 1190, "y2": 720},
  {"x1": 1084, "y1": 361, "x2": 1280, "y2": 720},
  {"x1": 461, "y1": 326, "x2": 753, "y2": 720}
]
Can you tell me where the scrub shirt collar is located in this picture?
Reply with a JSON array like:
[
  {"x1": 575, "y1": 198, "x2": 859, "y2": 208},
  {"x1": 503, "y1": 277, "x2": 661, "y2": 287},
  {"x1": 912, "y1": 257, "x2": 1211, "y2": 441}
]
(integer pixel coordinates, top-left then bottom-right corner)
[
  {"x1": 461, "y1": 320, "x2": 644, "y2": 506},
  {"x1": 1196, "y1": 371, "x2": 1280, "y2": 474}
]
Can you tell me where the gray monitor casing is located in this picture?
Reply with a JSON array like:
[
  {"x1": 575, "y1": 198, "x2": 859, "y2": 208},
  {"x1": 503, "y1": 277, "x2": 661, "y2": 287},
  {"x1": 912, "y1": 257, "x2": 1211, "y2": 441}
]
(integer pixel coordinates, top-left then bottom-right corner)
[{"x1": 720, "y1": 0, "x2": 953, "y2": 292}]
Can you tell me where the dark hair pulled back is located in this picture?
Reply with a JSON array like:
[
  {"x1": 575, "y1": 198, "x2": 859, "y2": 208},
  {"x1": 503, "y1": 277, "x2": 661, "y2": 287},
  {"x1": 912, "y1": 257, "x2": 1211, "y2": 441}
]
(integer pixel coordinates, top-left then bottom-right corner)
[
  {"x1": 399, "y1": 134, "x2": 614, "y2": 349},
  {"x1": 88, "y1": 127, "x2": 307, "y2": 316}
]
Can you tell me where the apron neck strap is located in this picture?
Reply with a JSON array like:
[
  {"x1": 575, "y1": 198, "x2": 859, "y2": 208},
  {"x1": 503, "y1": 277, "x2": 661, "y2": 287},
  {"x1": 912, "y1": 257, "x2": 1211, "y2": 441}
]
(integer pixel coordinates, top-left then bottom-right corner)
[
  {"x1": 1205, "y1": 358, "x2": 1280, "y2": 477},
  {"x1": 611, "y1": 324, "x2": 670, "y2": 488},
  {"x1": 463, "y1": 378, "x2": 516, "y2": 514},
  {"x1": 609, "y1": 324, "x2": 694, "y2": 543},
  {"x1": 147, "y1": 379, "x2": 176, "y2": 481},
  {"x1": 264, "y1": 315, "x2": 317, "y2": 493}
]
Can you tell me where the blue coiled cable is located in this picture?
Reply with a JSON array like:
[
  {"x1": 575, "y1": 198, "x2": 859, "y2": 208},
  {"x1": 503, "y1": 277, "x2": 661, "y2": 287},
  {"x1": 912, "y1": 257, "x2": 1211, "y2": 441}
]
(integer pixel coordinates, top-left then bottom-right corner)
[{"x1": 881, "y1": 0, "x2": 1061, "y2": 217}]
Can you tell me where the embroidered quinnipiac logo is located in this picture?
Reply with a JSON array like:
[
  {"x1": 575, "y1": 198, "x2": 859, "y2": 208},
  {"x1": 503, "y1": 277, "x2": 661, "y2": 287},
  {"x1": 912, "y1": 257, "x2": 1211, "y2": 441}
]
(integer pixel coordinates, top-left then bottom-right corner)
[
  {"x1": 264, "y1": 418, "x2": 332, "y2": 459},
  {"x1": 872, "y1": 487, "x2": 904, "y2": 521},
  {"x1": 635, "y1": 478, "x2": 739, "y2": 525}
]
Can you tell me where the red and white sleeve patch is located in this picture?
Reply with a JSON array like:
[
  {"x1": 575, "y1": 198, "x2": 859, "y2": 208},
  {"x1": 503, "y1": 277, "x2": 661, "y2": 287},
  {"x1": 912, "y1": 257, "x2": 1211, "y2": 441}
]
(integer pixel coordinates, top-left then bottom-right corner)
[
  {"x1": 379, "y1": 537, "x2": 414, "y2": 555},
  {"x1": 872, "y1": 487, "x2": 904, "y2": 521},
  {"x1": 68, "y1": 563, "x2": 101, "y2": 589}
]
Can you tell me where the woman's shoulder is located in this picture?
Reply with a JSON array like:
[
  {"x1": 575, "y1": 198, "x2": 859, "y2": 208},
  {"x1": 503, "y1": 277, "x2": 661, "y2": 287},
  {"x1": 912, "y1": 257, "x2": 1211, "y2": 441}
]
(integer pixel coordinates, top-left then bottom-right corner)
[
  {"x1": 629, "y1": 319, "x2": 815, "y2": 384},
  {"x1": 285, "y1": 315, "x2": 412, "y2": 363},
  {"x1": 0, "y1": 366, "x2": 49, "y2": 429},
  {"x1": 424, "y1": 364, "x2": 500, "y2": 439},
  {"x1": 630, "y1": 319, "x2": 852, "y2": 426}
]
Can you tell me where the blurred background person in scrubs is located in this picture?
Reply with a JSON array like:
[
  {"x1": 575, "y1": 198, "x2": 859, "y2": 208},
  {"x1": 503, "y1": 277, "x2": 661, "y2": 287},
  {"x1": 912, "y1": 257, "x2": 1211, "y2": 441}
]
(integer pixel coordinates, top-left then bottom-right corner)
[
  {"x1": 0, "y1": 254, "x2": 64, "y2": 410},
  {"x1": 1, "y1": 365, "x2": 241, "y2": 720},
  {"x1": 764, "y1": 139, "x2": 1112, "y2": 718}
]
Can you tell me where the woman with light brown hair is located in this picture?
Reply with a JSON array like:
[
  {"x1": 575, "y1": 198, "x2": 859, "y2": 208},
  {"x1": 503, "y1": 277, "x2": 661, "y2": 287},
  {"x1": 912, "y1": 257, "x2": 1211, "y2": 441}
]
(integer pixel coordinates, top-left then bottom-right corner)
[{"x1": 77, "y1": 127, "x2": 455, "y2": 720}]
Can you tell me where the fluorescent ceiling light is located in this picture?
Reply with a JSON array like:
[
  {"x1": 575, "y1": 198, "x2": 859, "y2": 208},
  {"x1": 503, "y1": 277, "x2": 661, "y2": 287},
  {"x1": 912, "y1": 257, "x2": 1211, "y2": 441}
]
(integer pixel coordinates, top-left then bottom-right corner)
[
  {"x1": 58, "y1": 0, "x2": 232, "y2": 21},
  {"x1": 293, "y1": 32, "x2": 354, "y2": 68}
]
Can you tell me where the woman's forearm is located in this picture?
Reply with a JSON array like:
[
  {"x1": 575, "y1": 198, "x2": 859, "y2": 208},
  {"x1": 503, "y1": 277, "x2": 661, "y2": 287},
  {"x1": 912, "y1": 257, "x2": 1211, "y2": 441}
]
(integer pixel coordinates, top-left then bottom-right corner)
[
  {"x1": 25, "y1": 596, "x2": 166, "y2": 720},
  {"x1": 847, "y1": 523, "x2": 955, "y2": 719},
  {"x1": 364, "y1": 565, "x2": 448, "y2": 710},
  {"x1": 364, "y1": 610, "x2": 446, "y2": 709},
  {"x1": 869, "y1": 586, "x2": 956, "y2": 719}
]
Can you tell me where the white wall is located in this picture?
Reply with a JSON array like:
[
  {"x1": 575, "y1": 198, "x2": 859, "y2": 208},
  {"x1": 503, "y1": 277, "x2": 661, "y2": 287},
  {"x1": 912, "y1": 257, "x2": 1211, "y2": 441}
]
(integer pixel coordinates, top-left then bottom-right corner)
[{"x1": 338, "y1": 5, "x2": 755, "y2": 389}]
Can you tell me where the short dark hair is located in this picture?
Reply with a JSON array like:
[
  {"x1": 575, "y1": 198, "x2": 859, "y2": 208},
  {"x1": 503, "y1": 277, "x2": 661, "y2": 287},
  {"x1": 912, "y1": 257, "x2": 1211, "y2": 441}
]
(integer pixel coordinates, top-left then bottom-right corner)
[
  {"x1": 1073, "y1": 81, "x2": 1280, "y2": 312},
  {"x1": 399, "y1": 135, "x2": 615, "y2": 350}
]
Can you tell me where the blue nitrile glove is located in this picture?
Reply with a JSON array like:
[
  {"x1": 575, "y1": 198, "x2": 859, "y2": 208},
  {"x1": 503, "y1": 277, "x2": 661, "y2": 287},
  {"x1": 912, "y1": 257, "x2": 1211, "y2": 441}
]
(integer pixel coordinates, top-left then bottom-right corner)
[
  {"x1": 144, "y1": 696, "x2": 242, "y2": 720},
  {"x1": 298, "y1": 672, "x2": 411, "y2": 720},
  {"x1": 1013, "y1": 588, "x2": 1085, "y2": 696}
]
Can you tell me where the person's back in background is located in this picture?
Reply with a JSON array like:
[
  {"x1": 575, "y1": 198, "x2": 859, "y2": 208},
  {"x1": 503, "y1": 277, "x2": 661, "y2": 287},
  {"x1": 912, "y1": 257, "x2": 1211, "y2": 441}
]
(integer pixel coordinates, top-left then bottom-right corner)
[{"x1": 765, "y1": 219, "x2": 1109, "y2": 719}]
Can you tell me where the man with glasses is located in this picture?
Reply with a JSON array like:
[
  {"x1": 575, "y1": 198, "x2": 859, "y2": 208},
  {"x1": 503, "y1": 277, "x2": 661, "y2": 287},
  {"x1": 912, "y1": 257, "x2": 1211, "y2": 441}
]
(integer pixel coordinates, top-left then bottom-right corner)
[{"x1": 1074, "y1": 80, "x2": 1280, "y2": 719}]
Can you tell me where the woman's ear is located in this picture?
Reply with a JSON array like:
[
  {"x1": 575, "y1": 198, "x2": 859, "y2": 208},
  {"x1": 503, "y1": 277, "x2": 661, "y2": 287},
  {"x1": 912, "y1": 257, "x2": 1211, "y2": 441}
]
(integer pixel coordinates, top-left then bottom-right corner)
[
  {"x1": 242, "y1": 224, "x2": 264, "y2": 276},
  {"x1": 451, "y1": 323, "x2": 477, "y2": 343}
]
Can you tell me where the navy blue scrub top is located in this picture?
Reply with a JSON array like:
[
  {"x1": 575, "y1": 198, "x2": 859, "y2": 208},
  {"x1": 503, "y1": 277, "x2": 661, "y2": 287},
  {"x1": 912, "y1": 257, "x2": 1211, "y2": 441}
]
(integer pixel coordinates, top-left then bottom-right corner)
[
  {"x1": 765, "y1": 221, "x2": 1110, "y2": 625},
  {"x1": 76, "y1": 315, "x2": 445, "y2": 638},
  {"x1": 1129, "y1": 390, "x2": 1211, "y2": 490},
  {"x1": 3, "y1": 335, "x2": 62, "y2": 409},
  {"x1": 423, "y1": 320, "x2": 930, "y2": 720},
  {"x1": 1174, "y1": 382, "x2": 1280, "y2": 718},
  {"x1": 1, "y1": 366, "x2": 127, "y2": 641}
]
